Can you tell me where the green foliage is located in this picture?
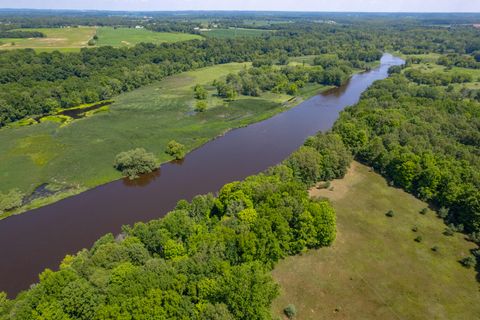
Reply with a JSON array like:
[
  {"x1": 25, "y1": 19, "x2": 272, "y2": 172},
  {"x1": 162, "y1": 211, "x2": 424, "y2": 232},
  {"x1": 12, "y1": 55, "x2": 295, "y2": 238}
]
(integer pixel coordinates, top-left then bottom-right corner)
[
  {"x1": 166, "y1": 140, "x2": 186, "y2": 160},
  {"x1": 420, "y1": 207, "x2": 428, "y2": 215},
  {"x1": 284, "y1": 304, "x2": 297, "y2": 319},
  {"x1": 195, "y1": 100, "x2": 208, "y2": 112},
  {"x1": 285, "y1": 146, "x2": 323, "y2": 187},
  {"x1": 194, "y1": 84, "x2": 208, "y2": 100},
  {"x1": 385, "y1": 210, "x2": 395, "y2": 217},
  {"x1": 113, "y1": 148, "x2": 158, "y2": 179},
  {"x1": 459, "y1": 256, "x2": 476, "y2": 269},
  {"x1": 0, "y1": 189, "x2": 24, "y2": 214},
  {"x1": 414, "y1": 236, "x2": 423, "y2": 243}
]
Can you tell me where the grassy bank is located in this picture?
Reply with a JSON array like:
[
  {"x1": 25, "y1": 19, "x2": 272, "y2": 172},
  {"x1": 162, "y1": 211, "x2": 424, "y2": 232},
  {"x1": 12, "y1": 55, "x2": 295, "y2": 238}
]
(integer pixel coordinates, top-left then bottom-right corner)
[
  {"x1": 0, "y1": 61, "x2": 315, "y2": 218},
  {"x1": 272, "y1": 162, "x2": 480, "y2": 319}
]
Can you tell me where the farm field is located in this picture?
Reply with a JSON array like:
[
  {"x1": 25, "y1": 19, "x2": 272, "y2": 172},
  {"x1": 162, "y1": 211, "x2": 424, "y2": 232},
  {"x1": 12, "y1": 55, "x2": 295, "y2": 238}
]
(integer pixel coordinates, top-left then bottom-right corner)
[
  {"x1": 272, "y1": 162, "x2": 480, "y2": 320},
  {"x1": 0, "y1": 27, "x2": 202, "y2": 51},
  {"x1": 201, "y1": 27, "x2": 272, "y2": 38},
  {"x1": 0, "y1": 62, "x2": 298, "y2": 217},
  {"x1": 94, "y1": 27, "x2": 203, "y2": 47}
]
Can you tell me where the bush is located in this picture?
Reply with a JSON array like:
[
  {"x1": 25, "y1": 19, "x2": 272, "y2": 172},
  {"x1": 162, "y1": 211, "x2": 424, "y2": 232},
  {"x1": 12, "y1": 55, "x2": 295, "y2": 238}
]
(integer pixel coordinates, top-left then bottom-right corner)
[
  {"x1": 419, "y1": 207, "x2": 428, "y2": 215},
  {"x1": 113, "y1": 148, "x2": 157, "y2": 179},
  {"x1": 460, "y1": 256, "x2": 476, "y2": 269},
  {"x1": 194, "y1": 84, "x2": 208, "y2": 100},
  {"x1": 195, "y1": 100, "x2": 207, "y2": 112},
  {"x1": 385, "y1": 210, "x2": 395, "y2": 217},
  {"x1": 412, "y1": 226, "x2": 418, "y2": 232},
  {"x1": 166, "y1": 140, "x2": 186, "y2": 160},
  {"x1": 414, "y1": 236, "x2": 423, "y2": 243},
  {"x1": 443, "y1": 227, "x2": 454, "y2": 237},
  {"x1": 431, "y1": 245, "x2": 439, "y2": 252},
  {"x1": 0, "y1": 189, "x2": 24, "y2": 213},
  {"x1": 437, "y1": 207, "x2": 449, "y2": 219},
  {"x1": 284, "y1": 304, "x2": 297, "y2": 319}
]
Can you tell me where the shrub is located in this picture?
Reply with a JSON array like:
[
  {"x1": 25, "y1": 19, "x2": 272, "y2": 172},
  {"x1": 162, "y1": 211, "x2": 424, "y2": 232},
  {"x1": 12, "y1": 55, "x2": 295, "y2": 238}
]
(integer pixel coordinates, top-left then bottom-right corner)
[
  {"x1": 431, "y1": 245, "x2": 439, "y2": 252},
  {"x1": 166, "y1": 140, "x2": 186, "y2": 160},
  {"x1": 113, "y1": 148, "x2": 157, "y2": 179},
  {"x1": 194, "y1": 84, "x2": 208, "y2": 100},
  {"x1": 195, "y1": 100, "x2": 208, "y2": 112},
  {"x1": 385, "y1": 210, "x2": 395, "y2": 217},
  {"x1": 412, "y1": 226, "x2": 418, "y2": 232},
  {"x1": 460, "y1": 256, "x2": 476, "y2": 269},
  {"x1": 468, "y1": 232, "x2": 480, "y2": 243},
  {"x1": 437, "y1": 207, "x2": 449, "y2": 219},
  {"x1": 284, "y1": 304, "x2": 297, "y2": 319},
  {"x1": 0, "y1": 189, "x2": 24, "y2": 213},
  {"x1": 414, "y1": 236, "x2": 423, "y2": 243},
  {"x1": 419, "y1": 207, "x2": 428, "y2": 215},
  {"x1": 443, "y1": 227, "x2": 454, "y2": 236}
]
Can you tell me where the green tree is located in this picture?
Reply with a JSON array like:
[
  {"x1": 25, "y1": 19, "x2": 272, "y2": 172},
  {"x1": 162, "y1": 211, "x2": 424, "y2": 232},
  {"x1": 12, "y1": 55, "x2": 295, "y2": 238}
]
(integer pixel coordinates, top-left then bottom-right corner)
[
  {"x1": 113, "y1": 148, "x2": 157, "y2": 179},
  {"x1": 166, "y1": 140, "x2": 186, "y2": 160}
]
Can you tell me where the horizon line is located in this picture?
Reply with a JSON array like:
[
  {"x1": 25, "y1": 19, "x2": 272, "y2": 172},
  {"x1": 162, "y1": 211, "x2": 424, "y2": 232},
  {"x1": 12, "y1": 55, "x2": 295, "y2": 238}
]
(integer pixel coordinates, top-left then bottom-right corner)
[{"x1": 0, "y1": 8, "x2": 480, "y2": 14}]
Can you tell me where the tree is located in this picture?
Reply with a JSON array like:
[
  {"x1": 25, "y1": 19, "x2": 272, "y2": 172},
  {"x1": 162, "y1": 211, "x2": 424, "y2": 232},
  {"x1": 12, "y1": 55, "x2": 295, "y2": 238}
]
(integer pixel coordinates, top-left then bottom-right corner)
[
  {"x1": 113, "y1": 148, "x2": 157, "y2": 179},
  {"x1": 166, "y1": 140, "x2": 186, "y2": 160},
  {"x1": 285, "y1": 146, "x2": 323, "y2": 186},
  {"x1": 194, "y1": 84, "x2": 208, "y2": 100}
]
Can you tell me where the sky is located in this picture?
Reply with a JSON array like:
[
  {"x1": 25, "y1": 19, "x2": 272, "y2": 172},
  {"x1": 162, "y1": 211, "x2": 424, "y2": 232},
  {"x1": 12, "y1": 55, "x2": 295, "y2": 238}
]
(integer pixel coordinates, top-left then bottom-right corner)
[{"x1": 0, "y1": 0, "x2": 479, "y2": 13}]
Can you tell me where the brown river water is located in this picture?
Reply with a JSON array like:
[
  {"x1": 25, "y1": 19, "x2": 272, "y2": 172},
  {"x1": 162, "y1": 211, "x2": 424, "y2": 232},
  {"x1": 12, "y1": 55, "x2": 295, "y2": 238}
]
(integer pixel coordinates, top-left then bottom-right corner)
[{"x1": 0, "y1": 54, "x2": 403, "y2": 297}]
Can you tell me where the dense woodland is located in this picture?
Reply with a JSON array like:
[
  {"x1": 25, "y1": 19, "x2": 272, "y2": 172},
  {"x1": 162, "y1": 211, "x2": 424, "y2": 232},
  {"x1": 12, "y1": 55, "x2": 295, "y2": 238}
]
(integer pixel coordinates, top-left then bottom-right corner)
[{"x1": 0, "y1": 133, "x2": 350, "y2": 319}]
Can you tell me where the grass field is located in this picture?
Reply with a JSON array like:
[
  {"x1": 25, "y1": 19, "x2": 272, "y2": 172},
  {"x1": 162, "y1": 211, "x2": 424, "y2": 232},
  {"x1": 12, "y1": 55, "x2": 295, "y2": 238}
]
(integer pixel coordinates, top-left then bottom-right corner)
[
  {"x1": 272, "y1": 162, "x2": 480, "y2": 319},
  {"x1": 201, "y1": 28, "x2": 272, "y2": 38},
  {"x1": 0, "y1": 62, "x2": 298, "y2": 217},
  {"x1": 0, "y1": 27, "x2": 96, "y2": 51},
  {"x1": 95, "y1": 27, "x2": 202, "y2": 47},
  {"x1": 0, "y1": 27, "x2": 202, "y2": 51}
]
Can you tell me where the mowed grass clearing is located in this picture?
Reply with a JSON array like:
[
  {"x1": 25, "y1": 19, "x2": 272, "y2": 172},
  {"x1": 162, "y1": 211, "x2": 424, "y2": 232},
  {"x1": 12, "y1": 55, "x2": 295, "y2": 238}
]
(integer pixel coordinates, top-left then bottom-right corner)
[
  {"x1": 0, "y1": 62, "x2": 295, "y2": 216},
  {"x1": 95, "y1": 27, "x2": 203, "y2": 47},
  {"x1": 272, "y1": 162, "x2": 480, "y2": 320}
]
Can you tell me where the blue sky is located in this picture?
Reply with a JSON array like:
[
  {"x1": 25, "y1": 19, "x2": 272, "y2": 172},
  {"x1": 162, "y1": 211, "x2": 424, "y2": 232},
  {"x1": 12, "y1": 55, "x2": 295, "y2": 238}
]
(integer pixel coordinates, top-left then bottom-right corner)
[{"x1": 1, "y1": 0, "x2": 479, "y2": 12}]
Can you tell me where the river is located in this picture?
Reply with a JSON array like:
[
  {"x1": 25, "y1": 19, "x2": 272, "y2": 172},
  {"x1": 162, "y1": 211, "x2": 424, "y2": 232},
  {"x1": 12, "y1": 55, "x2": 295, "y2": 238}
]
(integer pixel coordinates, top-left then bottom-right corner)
[{"x1": 0, "y1": 53, "x2": 403, "y2": 297}]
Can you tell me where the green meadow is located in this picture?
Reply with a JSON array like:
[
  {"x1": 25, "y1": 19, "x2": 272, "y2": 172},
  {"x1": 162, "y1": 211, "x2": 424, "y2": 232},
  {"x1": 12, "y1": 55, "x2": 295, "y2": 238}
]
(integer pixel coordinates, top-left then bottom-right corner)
[
  {"x1": 0, "y1": 62, "x2": 297, "y2": 217},
  {"x1": 272, "y1": 162, "x2": 480, "y2": 320}
]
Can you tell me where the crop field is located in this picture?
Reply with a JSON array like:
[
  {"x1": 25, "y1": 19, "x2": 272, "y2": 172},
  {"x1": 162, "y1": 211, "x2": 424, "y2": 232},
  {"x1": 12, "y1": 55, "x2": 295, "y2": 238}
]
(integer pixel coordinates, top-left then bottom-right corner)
[
  {"x1": 201, "y1": 27, "x2": 272, "y2": 38},
  {"x1": 0, "y1": 27, "x2": 202, "y2": 51},
  {"x1": 0, "y1": 62, "x2": 297, "y2": 216},
  {"x1": 272, "y1": 162, "x2": 480, "y2": 320},
  {"x1": 94, "y1": 27, "x2": 203, "y2": 47}
]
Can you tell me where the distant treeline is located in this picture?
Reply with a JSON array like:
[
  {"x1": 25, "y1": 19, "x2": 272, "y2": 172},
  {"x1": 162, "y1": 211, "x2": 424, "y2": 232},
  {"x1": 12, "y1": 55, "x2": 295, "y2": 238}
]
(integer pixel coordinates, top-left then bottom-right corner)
[{"x1": 0, "y1": 30, "x2": 45, "y2": 38}]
